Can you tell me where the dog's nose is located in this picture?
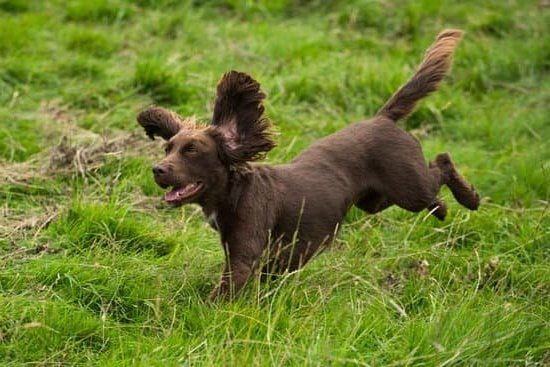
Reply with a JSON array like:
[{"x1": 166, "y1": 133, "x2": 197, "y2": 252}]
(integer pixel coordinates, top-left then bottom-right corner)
[{"x1": 152, "y1": 165, "x2": 166, "y2": 176}]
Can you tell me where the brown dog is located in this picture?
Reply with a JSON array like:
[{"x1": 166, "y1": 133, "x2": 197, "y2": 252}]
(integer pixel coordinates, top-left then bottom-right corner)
[{"x1": 137, "y1": 29, "x2": 480, "y2": 301}]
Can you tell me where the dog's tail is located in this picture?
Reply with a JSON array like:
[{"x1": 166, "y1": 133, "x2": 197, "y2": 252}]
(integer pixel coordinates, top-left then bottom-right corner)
[{"x1": 377, "y1": 29, "x2": 463, "y2": 122}]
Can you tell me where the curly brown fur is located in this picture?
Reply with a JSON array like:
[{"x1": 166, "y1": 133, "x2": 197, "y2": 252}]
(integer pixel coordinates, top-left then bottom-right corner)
[
  {"x1": 212, "y1": 71, "x2": 276, "y2": 165},
  {"x1": 136, "y1": 29, "x2": 480, "y2": 301},
  {"x1": 137, "y1": 107, "x2": 184, "y2": 140}
]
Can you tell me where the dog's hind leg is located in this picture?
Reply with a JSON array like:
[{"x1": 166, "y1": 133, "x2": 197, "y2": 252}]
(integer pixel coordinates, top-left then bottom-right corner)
[
  {"x1": 429, "y1": 153, "x2": 480, "y2": 210},
  {"x1": 380, "y1": 152, "x2": 479, "y2": 219},
  {"x1": 357, "y1": 183, "x2": 447, "y2": 220},
  {"x1": 427, "y1": 196, "x2": 447, "y2": 220}
]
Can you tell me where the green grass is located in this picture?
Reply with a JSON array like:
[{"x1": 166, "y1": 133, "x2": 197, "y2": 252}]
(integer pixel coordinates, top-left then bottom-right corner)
[{"x1": 1, "y1": 0, "x2": 549, "y2": 365}]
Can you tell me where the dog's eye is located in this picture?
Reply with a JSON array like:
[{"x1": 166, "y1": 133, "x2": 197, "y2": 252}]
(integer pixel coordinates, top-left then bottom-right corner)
[
  {"x1": 164, "y1": 143, "x2": 173, "y2": 154},
  {"x1": 181, "y1": 143, "x2": 198, "y2": 154}
]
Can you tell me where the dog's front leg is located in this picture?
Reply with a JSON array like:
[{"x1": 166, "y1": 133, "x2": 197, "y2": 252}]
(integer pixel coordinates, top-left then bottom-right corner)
[
  {"x1": 208, "y1": 221, "x2": 268, "y2": 302},
  {"x1": 209, "y1": 255, "x2": 257, "y2": 301}
]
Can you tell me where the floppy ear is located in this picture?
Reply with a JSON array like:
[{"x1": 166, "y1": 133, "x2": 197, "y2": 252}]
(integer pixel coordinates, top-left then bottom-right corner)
[
  {"x1": 137, "y1": 107, "x2": 183, "y2": 141},
  {"x1": 211, "y1": 71, "x2": 275, "y2": 163}
]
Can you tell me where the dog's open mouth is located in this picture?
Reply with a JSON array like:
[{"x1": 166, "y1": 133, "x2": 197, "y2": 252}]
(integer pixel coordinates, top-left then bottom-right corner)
[{"x1": 164, "y1": 182, "x2": 204, "y2": 205}]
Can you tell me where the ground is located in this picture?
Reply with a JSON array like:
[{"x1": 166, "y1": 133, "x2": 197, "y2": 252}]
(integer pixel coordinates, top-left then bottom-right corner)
[{"x1": 0, "y1": 0, "x2": 549, "y2": 365}]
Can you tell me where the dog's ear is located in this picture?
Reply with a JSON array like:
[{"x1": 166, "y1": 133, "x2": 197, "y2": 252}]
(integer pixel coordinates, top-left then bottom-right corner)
[
  {"x1": 211, "y1": 71, "x2": 275, "y2": 164},
  {"x1": 137, "y1": 107, "x2": 184, "y2": 141}
]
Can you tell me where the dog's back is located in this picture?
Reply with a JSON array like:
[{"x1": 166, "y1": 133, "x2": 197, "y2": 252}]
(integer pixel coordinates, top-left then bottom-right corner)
[{"x1": 289, "y1": 29, "x2": 464, "y2": 178}]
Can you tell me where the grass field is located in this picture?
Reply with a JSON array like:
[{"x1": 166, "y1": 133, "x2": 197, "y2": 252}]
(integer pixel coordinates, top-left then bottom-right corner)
[{"x1": 1, "y1": 0, "x2": 549, "y2": 365}]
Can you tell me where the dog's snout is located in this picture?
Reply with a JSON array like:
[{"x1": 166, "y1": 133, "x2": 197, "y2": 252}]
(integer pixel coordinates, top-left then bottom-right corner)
[{"x1": 152, "y1": 165, "x2": 167, "y2": 176}]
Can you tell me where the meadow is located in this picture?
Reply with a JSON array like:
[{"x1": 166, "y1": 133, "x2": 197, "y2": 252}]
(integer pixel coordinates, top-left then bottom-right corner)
[{"x1": 0, "y1": 0, "x2": 549, "y2": 365}]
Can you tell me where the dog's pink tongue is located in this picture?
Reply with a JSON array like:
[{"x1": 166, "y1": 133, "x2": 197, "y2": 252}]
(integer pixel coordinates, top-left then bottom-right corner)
[
  {"x1": 164, "y1": 188, "x2": 182, "y2": 202},
  {"x1": 164, "y1": 183, "x2": 199, "y2": 202}
]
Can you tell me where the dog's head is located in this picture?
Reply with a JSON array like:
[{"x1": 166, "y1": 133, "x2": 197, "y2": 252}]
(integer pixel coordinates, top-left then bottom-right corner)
[{"x1": 137, "y1": 71, "x2": 276, "y2": 207}]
